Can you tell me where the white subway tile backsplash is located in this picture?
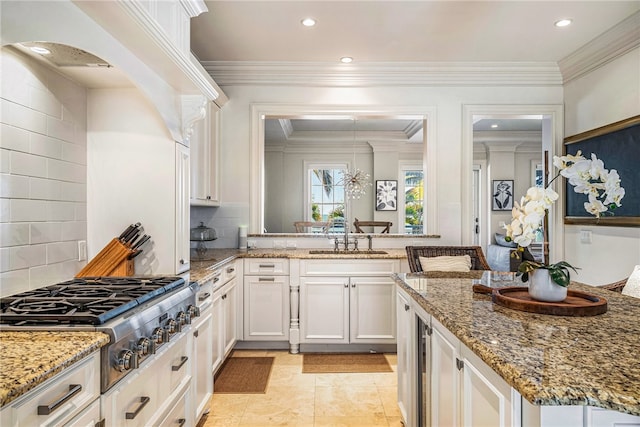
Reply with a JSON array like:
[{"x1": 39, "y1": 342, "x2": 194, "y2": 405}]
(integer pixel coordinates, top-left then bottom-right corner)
[
  {"x1": 0, "y1": 149, "x2": 9, "y2": 173},
  {"x1": 60, "y1": 221, "x2": 87, "y2": 241},
  {"x1": 30, "y1": 222, "x2": 62, "y2": 244},
  {"x1": 61, "y1": 141, "x2": 86, "y2": 165},
  {"x1": 3, "y1": 244, "x2": 47, "y2": 272},
  {"x1": 30, "y1": 86, "x2": 62, "y2": 118},
  {"x1": 0, "y1": 269, "x2": 30, "y2": 297},
  {"x1": 30, "y1": 133, "x2": 63, "y2": 159},
  {"x1": 60, "y1": 182, "x2": 86, "y2": 202},
  {"x1": 30, "y1": 177, "x2": 62, "y2": 200},
  {"x1": 47, "y1": 116, "x2": 75, "y2": 142},
  {"x1": 0, "y1": 223, "x2": 29, "y2": 246},
  {"x1": 0, "y1": 123, "x2": 30, "y2": 152},
  {"x1": 47, "y1": 241, "x2": 77, "y2": 264},
  {"x1": 0, "y1": 60, "x2": 30, "y2": 106},
  {"x1": 10, "y1": 150, "x2": 47, "y2": 178},
  {"x1": 47, "y1": 158, "x2": 85, "y2": 183},
  {"x1": 75, "y1": 204, "x2": 87, "y2": 221},
  {"x1": 10, "y1": 199, "x2": 48, "y2": 222},
  {"x1": 47, "y1": 201, "x2": 76, "y2": 221},
  {"x1": 2, "y1": 99, "x2": 47, "y2": 134},
  {"x1": 0, "y1": 248, "x2": 8, "y2": 272},
  {"x1": 60, "y1": 259, "x2": 84, "y2": 281},
  {"x1": 0, "y1": 173, "x2": 29, "y2": 198},
  {"x1": 29, "y1": 262, "x2": 66, "y2": 289},
  {"x1": 0, "y1": 199, "x2": 9, "y2": 222}
]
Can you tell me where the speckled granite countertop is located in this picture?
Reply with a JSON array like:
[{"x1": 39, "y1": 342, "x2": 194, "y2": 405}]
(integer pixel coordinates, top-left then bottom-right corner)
[
  {"x1": 189, "y1": 248, "x2": 407, "y2": 284},
  {"x1": 394, "y1": 272, "x2": 640, "y2": 416},
  {"x1": 0, "y1": 331, "x2": 110, "y2": 407}
]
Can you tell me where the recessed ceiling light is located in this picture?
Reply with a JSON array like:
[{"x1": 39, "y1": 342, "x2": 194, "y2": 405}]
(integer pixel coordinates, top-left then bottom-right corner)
[
  {"x1": 340, "y1": 57, "x2": 353, "y2": 63},
  {"x1": 29, "y1": 46, "x2": 51, "y2": 55},
  {"x1": 555, "y1": 19, "x2": 572, "y2": 27},
  {"x1": 491, "y1": 124, "x2": 499, "y2": 128},
  {"x1": 301, "y1": 17, "x2": 316, "y2": 27}
]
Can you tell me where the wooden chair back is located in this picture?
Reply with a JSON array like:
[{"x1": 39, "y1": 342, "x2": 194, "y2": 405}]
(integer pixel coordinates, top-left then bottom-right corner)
[
  {"x1": 353, "y1": 218, "x2": 392, "y2": 234},
  {"x1": 294, "y1": 221, "x2": 332, "y2": 233},
  {"x1": 405, "y1": 245, "x2": 491, "y2": 272}
]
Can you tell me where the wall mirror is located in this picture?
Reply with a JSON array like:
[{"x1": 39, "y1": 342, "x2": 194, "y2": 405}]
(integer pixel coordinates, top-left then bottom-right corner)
[{"x1": 250, "y1": 105, "x2": 437, "y2": 235}]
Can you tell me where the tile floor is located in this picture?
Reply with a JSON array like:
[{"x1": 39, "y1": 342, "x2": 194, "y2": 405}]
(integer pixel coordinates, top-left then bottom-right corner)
[{"x1": 200, "y1": 350, "x2": 403, "y2": 427}]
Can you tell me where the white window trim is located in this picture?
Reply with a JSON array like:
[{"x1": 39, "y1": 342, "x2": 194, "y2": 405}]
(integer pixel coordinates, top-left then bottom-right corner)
[
  {"x1": 303, "y1": 161, "x2": 349, "y2": 222},
  {"x1": 398, "y1": 160, "x2": 424, "y2": 234}
]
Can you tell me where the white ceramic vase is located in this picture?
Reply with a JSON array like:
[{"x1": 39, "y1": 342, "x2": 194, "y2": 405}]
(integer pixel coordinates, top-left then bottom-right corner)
[{"x1": 528, "y1": 268, "x2": 568, "y2": 302}]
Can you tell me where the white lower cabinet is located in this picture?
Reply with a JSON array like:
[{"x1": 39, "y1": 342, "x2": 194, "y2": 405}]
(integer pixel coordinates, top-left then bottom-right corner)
[
  {"x1": 0, "y1": 352, "x2": 100, "y2": 427},
  {"x1": 396, "y1": 290, "x2": 415, "y2": 426},
  {"x1": 212, "y1": 264, "x2": 240, "y2": 374},
  {"x1": 192, "y1": 295, "x2": 213, "y2": 422},
  {"x1": 243, "y1": 259, "x2": 290, "y2": 341},
  {"x1": 102, "y1": 329, "x2": 192, "y2": 427},
  {"x1": 300, "y1": 259, "x2": 398, "y2": 345}
]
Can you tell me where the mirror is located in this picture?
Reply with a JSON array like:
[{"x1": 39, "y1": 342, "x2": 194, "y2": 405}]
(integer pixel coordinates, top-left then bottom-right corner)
[{"x1": 261, "y1": 114, "x2": 425, "y2": 234}]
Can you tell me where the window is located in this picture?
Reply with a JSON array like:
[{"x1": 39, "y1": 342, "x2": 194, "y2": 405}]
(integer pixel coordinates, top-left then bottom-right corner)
[
  {"x1": 400, "y1": 166, "x2": 424, "y2": 234},
  {"x1": 307, "y1": 164, "x2": 347, "y2": 232}
]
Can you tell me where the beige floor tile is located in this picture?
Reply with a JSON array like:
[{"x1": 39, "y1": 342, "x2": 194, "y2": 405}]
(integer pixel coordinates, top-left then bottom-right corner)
[
  {"x1": 315, "y1": 385, "x2": 386, "y2": 417},
  {"x1": 371, "y1": 371, "x2": 398, "y2": 387},
  {"x1": 386, "y1": 415, "x2": 405, "y2": 427},
  {"x1": 209, "y1": 393, "x2": 251, "y2": 417},
  {"x1": 314, "y1": 414, "x2": 390, "y2": 426},
  {"x1": 267, "y1": 350, "x2": 304, "y2": 366},
  {"x1": 239, "y1": 415, "x2": 315, "y2": 426},
  {"x1": 315, "y1": 372, "x2": 378, "y2": 387},
  {"x1": 377, "y1": 386, "x2": 402, "y2": 417},
  {"x1": 268, "y1": 365, "x2": 316, "y2": 388},
  {"x1": 201, "y1": 414, "x2": 243, "y2": 427},
  {"x1": 243, "y1": 385, "x2": 315, "y2": 419}
]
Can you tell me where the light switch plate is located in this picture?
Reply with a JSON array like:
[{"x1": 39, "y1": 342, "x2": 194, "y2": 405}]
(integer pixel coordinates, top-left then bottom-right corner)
[
  {"x1": 580, "y1": 230, "x2": 592, "y2": 244},
  {"x1": 78, "y1": 240, "x2": 87, "y2": 261}
]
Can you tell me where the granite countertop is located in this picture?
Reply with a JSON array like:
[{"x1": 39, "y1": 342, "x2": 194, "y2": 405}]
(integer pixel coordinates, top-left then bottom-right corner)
[
  {"x1": 394, "y1": 272, "x2": 640, "y2": 416},
  {"x1": 0, "y1": 331, "x2": 110, "y2": 407},
  {"x1": 189, "y1": 248, "x2": 408, "y2": 284}
]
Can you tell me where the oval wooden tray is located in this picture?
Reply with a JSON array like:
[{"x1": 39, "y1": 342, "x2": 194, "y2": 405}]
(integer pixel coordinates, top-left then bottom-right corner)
[{"x1": 491, "y1": 287, "x2": 607, "y2": 316}]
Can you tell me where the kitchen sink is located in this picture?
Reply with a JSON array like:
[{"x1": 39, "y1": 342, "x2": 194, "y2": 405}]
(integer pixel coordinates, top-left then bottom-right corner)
[{"x1": 308, "y1": 250, "x2": 388, "y2": 255}]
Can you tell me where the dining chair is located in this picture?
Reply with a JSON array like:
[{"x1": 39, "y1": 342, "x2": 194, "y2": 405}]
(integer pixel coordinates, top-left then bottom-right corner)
[
  {"x1": 405, "y1": 245, "x2": 492, "y2": 273},
  {"x1": 353, "y1": 218, "x2": 392, "y2": 234}
]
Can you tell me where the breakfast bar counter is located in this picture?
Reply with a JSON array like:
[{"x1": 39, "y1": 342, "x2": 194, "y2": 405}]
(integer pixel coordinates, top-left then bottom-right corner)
[{"x1": 394, "y1": 272, "x2": 640, "y2": 417}]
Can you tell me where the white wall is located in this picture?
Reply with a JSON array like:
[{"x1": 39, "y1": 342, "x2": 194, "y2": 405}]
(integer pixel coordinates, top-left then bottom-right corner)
[
  {"x1": 563, "y1": 47, "x2": 640, "y2": 285},
  {"x1": 208, "y1": 85, "x2": 562, "y2": 247},
  {"x1": 0, "y1": 47, "x2": 87, "y2": 296}
]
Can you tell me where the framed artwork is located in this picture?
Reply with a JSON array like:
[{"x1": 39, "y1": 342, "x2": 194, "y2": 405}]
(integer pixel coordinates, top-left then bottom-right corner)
[
  {"x1": 376, "y1": 180, "x2": 397, "y2": 211},
  {"x1": 492, "y1": 180, "x2": 514, "y2": 211},
  {"x1": 563, "y1": 115, "x2": 639, "y2": 227}
]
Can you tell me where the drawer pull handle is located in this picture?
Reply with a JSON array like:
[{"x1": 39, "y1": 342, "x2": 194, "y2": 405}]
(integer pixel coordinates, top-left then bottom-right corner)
[
  {"x1": 37, "y1": 384, "x2": 82, "y2": 415},
  {"x1": 172, "y1": 356, "x2": 189, "y2": 371},
  {"x1": 125, "y1": 396, "x2": 150, "y2": 419},
  {"x1": 213, "y1": 277, "x2": 220, "y2": 283},
  {"x1": 404, "y1": 304, "x2": 410, "y2": 311},
  {"x1": 194, "y1": 329, "x2": 199, "y2": 338},
  {"x1": 199, "y1": 292, "x2": 211, "y2": 301},
  {"x1": 259, "y1": 277, "x2": 275, "y2": 282},
  {"x1": 178, "y1": 418, "x2": 186, "y2": 427},
  {"x1": 227, "y1": 267, "x2": 235, "y2": 273},
  {"x1": 259, "y1": 264, "x2": 275, "y2": 268}
]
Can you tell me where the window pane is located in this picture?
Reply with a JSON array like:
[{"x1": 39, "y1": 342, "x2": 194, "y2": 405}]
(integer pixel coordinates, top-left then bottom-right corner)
[
  {"x1": 306, "y1": 165, "x2": 347, "y2": 229},
  {"x1": 405, "y1": 170, "x2": 424, "y2": 234}
]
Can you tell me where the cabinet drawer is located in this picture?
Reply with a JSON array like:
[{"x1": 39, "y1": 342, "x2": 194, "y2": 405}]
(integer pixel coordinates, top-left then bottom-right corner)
[
  {"x1": 244, "y1": 258, "x2": 289, "y2": 275},
  {"x1": 1, "y1": 352, "x2": 100, "y2": 427},
  {"x1": 196, "y1": 279, "x2": 214, "y2": 308},
  {"x1": 156, "y1": 332, "x2": 191, "y2": 396},
  {"x1": 300, "y1": 259, "x2": 399, "y2": 276},
  {"x1": 222, "y1": 260, "x2": 238, "y2": 282}
]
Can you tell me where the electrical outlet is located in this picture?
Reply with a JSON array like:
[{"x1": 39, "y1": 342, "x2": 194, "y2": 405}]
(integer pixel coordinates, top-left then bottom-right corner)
[
  {"x1": 247, "y1": 239, "x2": 257, "y2": 249},
  {"x1": 78, "y1": 240, "x2": 87, "y2": 261},
  {"x1": 286, "y1": 240, "x2": 297, "y2": 249},
  {"x1": 273, "y1": 240, "x2": 285, "y2": 249}
]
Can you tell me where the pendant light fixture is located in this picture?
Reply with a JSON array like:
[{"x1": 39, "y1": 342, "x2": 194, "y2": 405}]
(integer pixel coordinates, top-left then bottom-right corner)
[{"x1": 342, "y1": 118, "x2": 371, "y2": 200}]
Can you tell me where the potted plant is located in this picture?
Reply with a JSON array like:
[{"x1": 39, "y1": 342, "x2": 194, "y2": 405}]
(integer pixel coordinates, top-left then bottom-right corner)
[{"x1": 504, "y1": 151, "x2": 625, "y2": 302}]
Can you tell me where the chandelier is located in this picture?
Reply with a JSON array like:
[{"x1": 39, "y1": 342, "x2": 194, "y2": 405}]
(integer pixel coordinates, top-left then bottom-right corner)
[{"x1": 342, "y1": 118, "x2": 372, "y2": 200}]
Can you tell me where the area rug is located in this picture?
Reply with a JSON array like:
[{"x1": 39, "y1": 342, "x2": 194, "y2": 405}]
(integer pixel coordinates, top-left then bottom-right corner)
[
  {"x1": 302, "y1": 353, "x2": 392, "y2": 373},
  {"x1": 214, "y1": 357, "x2": 274, "y2": 393}
]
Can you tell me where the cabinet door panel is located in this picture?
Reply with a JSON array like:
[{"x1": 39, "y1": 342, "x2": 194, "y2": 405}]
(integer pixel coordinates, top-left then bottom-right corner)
[
  {"x1": 223, "y1": 279, "x2": 238, "y2": 354},
  {"x1": 175, "y1": 144, "x2": 190, "y2": 273},
  {"x1": 300, "y1": 277, "x2": 349, "y2": 343},
  {"x1": 350, "y1": 277, "x2": 396, "y2": 343},
  {"x1": 431, "y1": 324, "x2": 460, "y2": 427},
  {"x1": 211, "y1": 291, "x2": 224, "y2": 374},
  {"x1": 193, "y1": 308, "x2": 213, "y2": 421},
  {"x1": 244, "y1": 275, "x2": 289, "y2": 340}
]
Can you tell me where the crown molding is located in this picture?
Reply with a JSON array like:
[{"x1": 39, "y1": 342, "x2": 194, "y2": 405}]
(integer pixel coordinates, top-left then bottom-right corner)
[
  {"x1": 201, "y1": 61, "x2": 562, "y2": 87},
  {"x1": 559, "y1": 11, "x2": 640, "y2": 84},
  {"x1": 179, "y1": 0, "x2": 207, "y2": 18}
]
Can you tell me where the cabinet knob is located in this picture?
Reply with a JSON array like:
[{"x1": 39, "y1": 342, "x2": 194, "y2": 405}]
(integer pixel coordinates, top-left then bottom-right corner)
[
  {"x1": 344, "y1": 283, "x2": 348, "y2": 288},
  {"x1": 179, "y1": 259, "x2": 185, "y2": 264},
  {"x1": 207, "y1": 195, "x2": 211, "y2": 199},
  {"x1": 404, "y1": 304, "x2": 410, "y2": 311}
]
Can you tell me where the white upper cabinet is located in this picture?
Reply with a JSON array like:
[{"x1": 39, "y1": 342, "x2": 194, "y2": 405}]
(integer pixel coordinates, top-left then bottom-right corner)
[{"x1": 191, "y1": 102, "x2": 221, "y2": 206}]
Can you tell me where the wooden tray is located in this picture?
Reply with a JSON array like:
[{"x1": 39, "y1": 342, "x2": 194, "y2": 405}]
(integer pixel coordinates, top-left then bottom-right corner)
[{"x1": 490, "y1": 287, "x2": 607, "y2": 316}]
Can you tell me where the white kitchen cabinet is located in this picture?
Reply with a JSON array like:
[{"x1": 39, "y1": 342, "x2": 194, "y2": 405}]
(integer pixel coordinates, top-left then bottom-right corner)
[
  {"x1": 175, "y1": 143, "x2": 190, "y2": 273},
  {"x1": 299, "y1": 259, "x2": 398, "y2": 345},
  {"x1": 192, "y1": 279, "x2": 213, "y2": 423},
  {"x1": 396, "y1": 289, "x2": 415, "y2": 426},
  {"x1": 430, "y1": 318, "x2": 461, "y2": 427},
  {"x1": 211, "y1": 263, "x2": 240, "y2": 375},
  {"x1": 190, "y1": 101, "x2": 220, "y2": 206},
  {"x1": 0, "y1": 352, "x2": 100, "y2": 427},
  {"x1": 243, "y1": 259, "x2": 290, "y2": 341}
]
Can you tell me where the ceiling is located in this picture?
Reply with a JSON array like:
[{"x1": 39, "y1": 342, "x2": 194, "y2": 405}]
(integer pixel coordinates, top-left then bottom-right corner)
[{"x1": 191, "y1": 1, "x2": 639, "y2": 63}]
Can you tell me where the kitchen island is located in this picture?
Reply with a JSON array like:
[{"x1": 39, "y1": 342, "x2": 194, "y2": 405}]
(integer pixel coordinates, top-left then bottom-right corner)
[{"x1": 394, "y1": 272, "x2": 640, "y2": 426}]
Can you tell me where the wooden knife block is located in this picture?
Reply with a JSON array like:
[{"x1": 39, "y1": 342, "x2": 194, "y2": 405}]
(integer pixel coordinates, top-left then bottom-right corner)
[{"x1": 76, "y1": 239, "x2": 135, "y2": 278}]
